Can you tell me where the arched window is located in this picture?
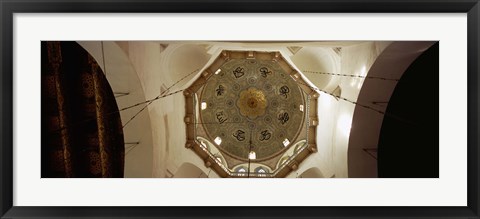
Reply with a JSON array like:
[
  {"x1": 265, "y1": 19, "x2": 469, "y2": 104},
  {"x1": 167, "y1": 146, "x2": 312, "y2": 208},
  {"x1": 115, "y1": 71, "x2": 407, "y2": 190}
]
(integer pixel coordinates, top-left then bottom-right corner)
[
  {"x1": 234, "y1": 166, "x2": 247, "y2": 177},
  {"x1": 254, "y1": 167, "x2": 269, "y2": 177}
]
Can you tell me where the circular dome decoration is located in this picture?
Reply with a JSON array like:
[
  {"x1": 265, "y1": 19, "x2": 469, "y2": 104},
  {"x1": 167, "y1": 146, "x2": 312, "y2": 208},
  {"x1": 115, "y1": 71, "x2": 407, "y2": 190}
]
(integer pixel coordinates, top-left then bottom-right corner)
[
  {"x1": 237, "y1": 87, "x2": 267, "y2": 119},
  {"x1": 184, "y1": 50, "x2": 319, "y2": 178},
  {"x1": 199, "y1": 58, "x2": 305, "y2": 160}
]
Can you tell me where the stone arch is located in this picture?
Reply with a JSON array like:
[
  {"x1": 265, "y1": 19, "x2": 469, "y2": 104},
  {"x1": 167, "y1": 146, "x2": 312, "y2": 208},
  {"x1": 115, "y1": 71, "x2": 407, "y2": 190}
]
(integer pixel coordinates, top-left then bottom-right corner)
[
  {"x1": 160, "y1": 44, "x2": 211, "y2": 90},
  {"x1": 290, "y1": 47, "x2": 340, "y2": 91}
]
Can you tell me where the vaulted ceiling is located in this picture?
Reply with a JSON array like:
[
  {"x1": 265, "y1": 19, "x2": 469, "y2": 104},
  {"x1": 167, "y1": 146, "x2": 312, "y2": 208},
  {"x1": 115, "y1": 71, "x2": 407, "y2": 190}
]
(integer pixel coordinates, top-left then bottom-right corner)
[{"x1": 77, "y1": 41, "x2": 435, "y2": 178}]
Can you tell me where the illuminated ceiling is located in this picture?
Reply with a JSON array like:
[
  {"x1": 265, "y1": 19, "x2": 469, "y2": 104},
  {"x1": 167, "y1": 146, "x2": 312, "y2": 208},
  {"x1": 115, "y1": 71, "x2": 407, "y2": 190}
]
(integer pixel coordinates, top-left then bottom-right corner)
[{"x1": 184, "y1": 50, "x2": 319, "y2": 177}]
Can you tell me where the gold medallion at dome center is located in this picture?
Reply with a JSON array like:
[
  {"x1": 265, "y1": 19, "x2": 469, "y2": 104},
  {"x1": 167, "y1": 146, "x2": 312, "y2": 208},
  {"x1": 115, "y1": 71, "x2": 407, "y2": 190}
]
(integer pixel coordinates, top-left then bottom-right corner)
[
  {"x1": 237, "y1": 87, "x2": 267, "y2": 119},
  {"x1": 248, "y1": 97, "x2": 258, "y2": 108}
]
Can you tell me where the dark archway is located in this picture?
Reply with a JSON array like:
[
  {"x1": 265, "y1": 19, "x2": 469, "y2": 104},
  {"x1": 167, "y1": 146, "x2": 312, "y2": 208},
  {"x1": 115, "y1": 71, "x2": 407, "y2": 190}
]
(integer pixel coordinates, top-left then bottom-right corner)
[
  {"x1": 41, "y1": 42, "x2": 125, "y2": 177},
  {"x1": 377, "y1": 43, "x2": 439, "y2": 177},
  {"x1": 348, "y1": 42, "x2": 435, "y2": 178}
]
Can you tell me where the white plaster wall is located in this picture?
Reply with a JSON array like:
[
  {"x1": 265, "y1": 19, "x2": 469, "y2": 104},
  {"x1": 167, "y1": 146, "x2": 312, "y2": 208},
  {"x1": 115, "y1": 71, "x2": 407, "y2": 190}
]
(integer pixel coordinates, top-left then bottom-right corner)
[
  {"x1": 287, "y1": 42, "x2": 391, "y2": 178},
  {"x1": 125, "y1": 42, "x2": 213, "y2": 177},
  {"x1": 332, "y1": 42, "x2": 391, "y2": 178},
  {"x1": 290, "y1": 47, "x2": 339, "y2": 91}
]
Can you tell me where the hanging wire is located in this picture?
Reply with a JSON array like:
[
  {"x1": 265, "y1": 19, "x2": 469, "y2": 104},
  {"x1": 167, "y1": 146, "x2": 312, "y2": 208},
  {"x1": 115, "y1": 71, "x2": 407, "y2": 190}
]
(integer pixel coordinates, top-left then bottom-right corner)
[
  {"x1": 206, "y1": 168, "x2": 213, "y2": 177},
  {"x1": 47, "y1": 68, "x2": 201, "y2": 134},
  {"x1": 302, "y1": 70, "x2": 400, "y2": 81},
  {"x1": 119, "y1": 89, "x2": 186, "y2": 111},
  {"x1": 122, "y1": 68, "x2": 200, "y2": 128},
  {"x1": 125, "y1": 142, "x2": 141, "y2": 155},
  {"x1": 194, "y1": 121, "x2": 247, "y2": 125},
  {"x1": 247, "y1": 126, "x2": 253, "y2": 178},
  {"x1": 294, "y1": 80, "x2": 417, "y2": 126}
]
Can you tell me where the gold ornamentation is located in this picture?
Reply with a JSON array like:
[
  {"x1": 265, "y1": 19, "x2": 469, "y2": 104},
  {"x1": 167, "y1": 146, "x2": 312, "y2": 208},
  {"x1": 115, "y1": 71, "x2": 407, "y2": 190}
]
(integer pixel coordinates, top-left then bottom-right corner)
[
  {"x1": 42, "y1": 42, "x2": 124, "y2": 178},
  {"x1": 237, "y1": 87, "x2": 267, "y2": 119},
  {"x1": 199, "y1": 58, "x2": 306, "y2": 160}
]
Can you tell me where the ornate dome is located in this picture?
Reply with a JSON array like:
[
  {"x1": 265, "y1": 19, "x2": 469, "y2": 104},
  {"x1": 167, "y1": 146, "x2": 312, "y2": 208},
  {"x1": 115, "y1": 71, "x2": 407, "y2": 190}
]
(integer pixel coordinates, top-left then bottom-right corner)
[{"x1": 184, "y1": 50, "x2": 319, "y2": 177}]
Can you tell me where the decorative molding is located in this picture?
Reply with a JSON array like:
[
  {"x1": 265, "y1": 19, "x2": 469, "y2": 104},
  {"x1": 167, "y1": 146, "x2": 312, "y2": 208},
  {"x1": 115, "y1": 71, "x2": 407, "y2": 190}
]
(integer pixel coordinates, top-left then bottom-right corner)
[{"x1": 184, "y1": 50, "x2": 319, "y2": 177}]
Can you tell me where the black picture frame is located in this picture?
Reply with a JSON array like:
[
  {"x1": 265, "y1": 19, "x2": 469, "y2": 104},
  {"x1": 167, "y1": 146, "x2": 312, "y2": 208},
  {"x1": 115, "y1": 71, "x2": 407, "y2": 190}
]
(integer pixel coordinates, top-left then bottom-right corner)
[{"x1": 1, "y1": 0, "x2": 479, "y2": 218}]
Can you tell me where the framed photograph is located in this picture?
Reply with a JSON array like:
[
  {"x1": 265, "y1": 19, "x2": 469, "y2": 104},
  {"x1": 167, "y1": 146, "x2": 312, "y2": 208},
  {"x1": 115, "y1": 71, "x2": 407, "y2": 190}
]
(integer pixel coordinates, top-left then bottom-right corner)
[{"x1": 1, "y1": 0, "x2": 479, "y2": 218}]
